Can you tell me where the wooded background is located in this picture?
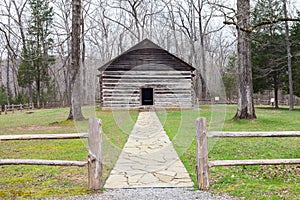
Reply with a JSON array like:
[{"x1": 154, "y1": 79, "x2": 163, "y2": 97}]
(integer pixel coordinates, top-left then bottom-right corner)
[{"x1": 0, "y1": 0, "x2": 299, "y2": 111}]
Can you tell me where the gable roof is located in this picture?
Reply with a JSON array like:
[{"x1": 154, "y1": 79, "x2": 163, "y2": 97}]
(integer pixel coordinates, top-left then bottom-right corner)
[
  {"x1": 98, "y1": 38, "x2": 195, "y2": 71},
  {"x1": 126, "y1": 38, "x2": 163, "y2": 51}
]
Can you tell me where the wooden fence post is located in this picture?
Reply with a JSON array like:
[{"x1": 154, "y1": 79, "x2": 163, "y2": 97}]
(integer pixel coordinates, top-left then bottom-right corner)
[
  {"x1": 88, "y1": 118, "x2": 103, "y2": 190},
  {"x1": 12, "y1": 104, "x2": 14, "y2": 113},
  {"x1": 196, "y1": 117, "x2": 210, "y2": 190},
  {"x1": 5, "y1": 105, "x2": 7, "y2": 114}
]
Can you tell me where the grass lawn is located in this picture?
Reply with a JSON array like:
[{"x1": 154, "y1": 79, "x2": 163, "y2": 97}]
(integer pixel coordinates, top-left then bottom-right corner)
[
  {"x1": 157, "y1": 105, "x2": 300, "y2": 199},
  {"x1": 0, "y1": 107, "x2": 138, "y2": 199},
  {"x1": 0, "y1": 105, "x2": 299, "y2": 199}
]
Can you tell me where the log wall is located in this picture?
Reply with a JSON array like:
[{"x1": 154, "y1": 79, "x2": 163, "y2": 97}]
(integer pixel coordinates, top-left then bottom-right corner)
[{"x1": 99, "y1": 48, "x2": 194, "y2": 109}]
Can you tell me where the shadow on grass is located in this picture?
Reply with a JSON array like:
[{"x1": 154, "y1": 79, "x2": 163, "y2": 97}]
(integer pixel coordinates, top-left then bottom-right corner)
[
  {"x1": 49, "y1": 119, "x2": 89, "y2": 126},
  {"x1": 49, "y1": 120, "x2": 74, "y2": 126}
]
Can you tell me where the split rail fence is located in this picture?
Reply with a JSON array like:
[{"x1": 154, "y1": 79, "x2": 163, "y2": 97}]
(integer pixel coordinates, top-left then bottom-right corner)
[
  {"x1": 0, "y1": 104, "x2": 33, "y2": 114},
  {"x1": 196, "y1": 117, "x2": 300, "y2": 190},
  {"x1": 0, "y1": 118, "x2": 103, "y2": 190}
]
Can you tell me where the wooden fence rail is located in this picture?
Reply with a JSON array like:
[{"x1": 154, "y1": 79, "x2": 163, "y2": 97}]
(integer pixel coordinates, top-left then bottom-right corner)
[
  {"x1": 0, "y1": 103, "x2": 33, "y2": 115},
  {"x1": 209, "y1": 131, "x2": 300, "y2": 137},
  {"x1": 209, "y1": 159, "x2": 300, "y2": 167},
  {"x1": 0, "y1": 118, "x2": 102, "y2": 191},
  {"x1": 0, "y1": 133, "x2": 88, "y2": 141},
  {"x1": 196, "y1": 117, "x2": 300, "y2": 191},
  {"x1": 0, "y1": 159, "x2": 87, "y2": 167}
]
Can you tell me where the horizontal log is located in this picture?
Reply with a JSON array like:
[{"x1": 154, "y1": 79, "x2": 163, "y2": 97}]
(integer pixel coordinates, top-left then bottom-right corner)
[
  {"x1": 102, "y1": 89, "x2": 139, "y2": 94},
  {"x1": 103, "y1": 103, "x2": 139, "y2": 106},
  {"x1": 103, "y1": 95, "x2": 192, "y2": 100},
  {"x1": 0, "y1": 159, "x2": 87, "y2": 167},
  {"x1": 209, "y1": 131, "x2": 300, "y2": 137},
  {"x1": 155, "y1": 90, "x2": 192, "y2": 94},
  {"x1": 102, "y1": 89, "x2": 192, "y2": 93},
  {"x1": 103, "y1": 76, "x2": 191, "y2": 80},
  {"x1": 102, "y1": 82, "x2": 191, "y2": 86},
  {"x1": 105, "y1": 67, "x2": 191, "y2": 71},
  {"x1": 102, "y1": 95, "x2": 139, "y2": 98},
  {"x1": 155, "y1": 101, "x2": 192, "y2": 105},
  {"x1": 102, "y1": 76, "x2": 191, "y2": 80},
  {"x1": 103, "y1": 71, "x2": 192, "y2": 75},
  {"x1": 102, "y1": 85, "x2": 191, "y2": 90},
  {"x1": 0, "y1": 133, "x2": 88, "y2": 141},
  {"x1": 103, "y1": 97, "x2": 139, "y2": 100},
  {"x1": 103, "y1": 73, "x2": 190, "y2": 76},
  {"x1": 154, "y1": 104, "x2": 193, "y2": 107},
  {"x1": 156, "y1": 93, "x2": 192, "y2": 97},
  {"x1": 102, "y1": 79, "x2": 191, "y2": 83},
  {"x1": 101, "y1": 106, "x2": 193, "y2": 110},
  {"x1": 209, "y1": 159, "x2": 300, "y2": 167},
  {"x1": 102, "y1": 101, "x2": 140, "y2": 104},
  {"x1": 155, "y1": 96, "x2": 192, "y2": 100},
  {"x1": 103, "y1": 99, "x2": 192, "y2": 103}
]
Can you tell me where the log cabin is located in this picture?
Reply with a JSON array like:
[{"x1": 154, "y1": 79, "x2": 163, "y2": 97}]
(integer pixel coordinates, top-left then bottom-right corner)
[{"x1": 98, "y1": 39, "x2": 196, "y2": 110}]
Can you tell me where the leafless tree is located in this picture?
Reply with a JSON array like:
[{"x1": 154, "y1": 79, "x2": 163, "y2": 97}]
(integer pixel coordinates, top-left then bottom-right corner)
[
  {"x1": 52, "y1": 0, "x2": 72, "y2": 106},
  {"x1": 0, "y1": 0, "x2": 24, "y2": 105},
  {"x1": 104, "y1": 0, "x2": 165, "y2": 43},
  {"x1": 160, "y1": 0, "x2": 227, "y2": 101},
  {"x1": 67, "y1": 0, "x2": 84, "y2": 120},
  {"x1": 233, "y1": 0, "x2": 256, "y2": 119},
  {"x1": 283, "y1": 0, "x2": 294, "y2": 111}
]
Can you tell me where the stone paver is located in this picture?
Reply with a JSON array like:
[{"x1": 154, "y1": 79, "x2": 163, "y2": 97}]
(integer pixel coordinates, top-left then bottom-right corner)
[{"x1": 104, "y1": 111, "x2": 194, "y2": 188}]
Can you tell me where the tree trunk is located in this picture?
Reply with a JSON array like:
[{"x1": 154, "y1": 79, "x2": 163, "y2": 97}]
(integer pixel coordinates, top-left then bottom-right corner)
[
  {"x1": 28, "y1": 84, "x2": 33, "y2": 107},
  {"x1": 12, "y1": 64, "x2": 18, "y2": 99},
  {"x1": 6, "y1": 49, "x2": 11, "y2": 106},
  {"x1": 199, "y1": 33, "x2": 207, "y2": 100},
  {"x1": 274, "y1": 73, "x2": 279, "y2": 109},
  {"x1": 234, "y1": 0, "x2": 256, "y2": 120},
  {"x1": 67, "y1": 0, "x2": 84, "y2": 121},
  {"x1": 36, "y1": 79, "x2": 40, "y2": 109},
  {"x1": 81, "y1": 13, "x2": 87, "y2": 105},
  {"x1": 283, "y1": 0, "x2": 294, "y2": 111}
]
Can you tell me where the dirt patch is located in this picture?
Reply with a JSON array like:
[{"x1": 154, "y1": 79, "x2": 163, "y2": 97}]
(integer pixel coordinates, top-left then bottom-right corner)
[
  {"x1": 55, "y1": 167, "x2": 87, "y2": 186},
  {"x1": 7, "y1": 125, "x2": 61, "y2": 131}
]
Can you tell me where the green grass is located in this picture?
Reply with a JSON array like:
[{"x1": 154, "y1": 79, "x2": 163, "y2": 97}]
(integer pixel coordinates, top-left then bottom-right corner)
[
  {"x1": 0, "y1": 107, "x2": 138, "y2": 199},
  {"x1": 157, "y1": 105, "x2": 300, "y2": 199},
  {"x1": 1, "y1": 105, "x2": 300, "y2": 199},
  {"x1": 223, "y1": 106, "x2": 300, "y2": 131}
]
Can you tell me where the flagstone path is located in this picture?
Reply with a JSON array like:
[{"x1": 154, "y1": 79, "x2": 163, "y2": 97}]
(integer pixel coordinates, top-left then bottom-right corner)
[{"x1": 104, "y1": 111, "x2": 194, "y2": 188}]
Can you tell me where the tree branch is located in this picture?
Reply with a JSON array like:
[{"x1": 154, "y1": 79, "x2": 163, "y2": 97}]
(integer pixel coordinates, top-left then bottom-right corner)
[
  {"x1": 224, "y1": 18, "x2": 300, "y2": 32},
  {"x1": 0, "y1": 26, "x2": 17, "y2": 57}
]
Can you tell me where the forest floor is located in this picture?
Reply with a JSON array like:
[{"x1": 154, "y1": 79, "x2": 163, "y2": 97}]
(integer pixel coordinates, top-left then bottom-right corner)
[{"x1": 0, "y1": 105, "x2": 299, "y2": 199}]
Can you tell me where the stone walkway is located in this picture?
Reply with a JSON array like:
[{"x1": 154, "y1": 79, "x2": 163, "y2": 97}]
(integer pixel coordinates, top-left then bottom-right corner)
[{"x1": 104, "y1": 112, "x2": 194, "y2": 188}]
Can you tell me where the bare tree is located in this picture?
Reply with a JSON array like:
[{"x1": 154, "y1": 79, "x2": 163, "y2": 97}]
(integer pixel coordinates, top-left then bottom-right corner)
[
  {"x1": 68, "y1": 0, "x2": 84, "y2": 120},
  {"x1": 192, "y1": 0, "x2": 222, "y2": 100},
  {"x1": 283, "y1": 0, "x2": 294, "y2": 111},
  {"x1": 208, "y1": 0, "x2": 254, "y2": 118},
  {"x1": 53, "y1": 0, "x2": 72, "y2": 105},
  {"x1": 160, "y1": 0, "x2": 226, "y2": 101},
  {"x1": 104, "y1": 0, "x2": 164, "y2": 43},
  {"x1": 0, "y1": 0, "x2": 16, "y2": 106},
  {"x1": 0, "y1": 0, "x2": 32, "y2": 105},
  {"x1": 233, "y1": 0, "x2": 256, "y2": 119}
]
